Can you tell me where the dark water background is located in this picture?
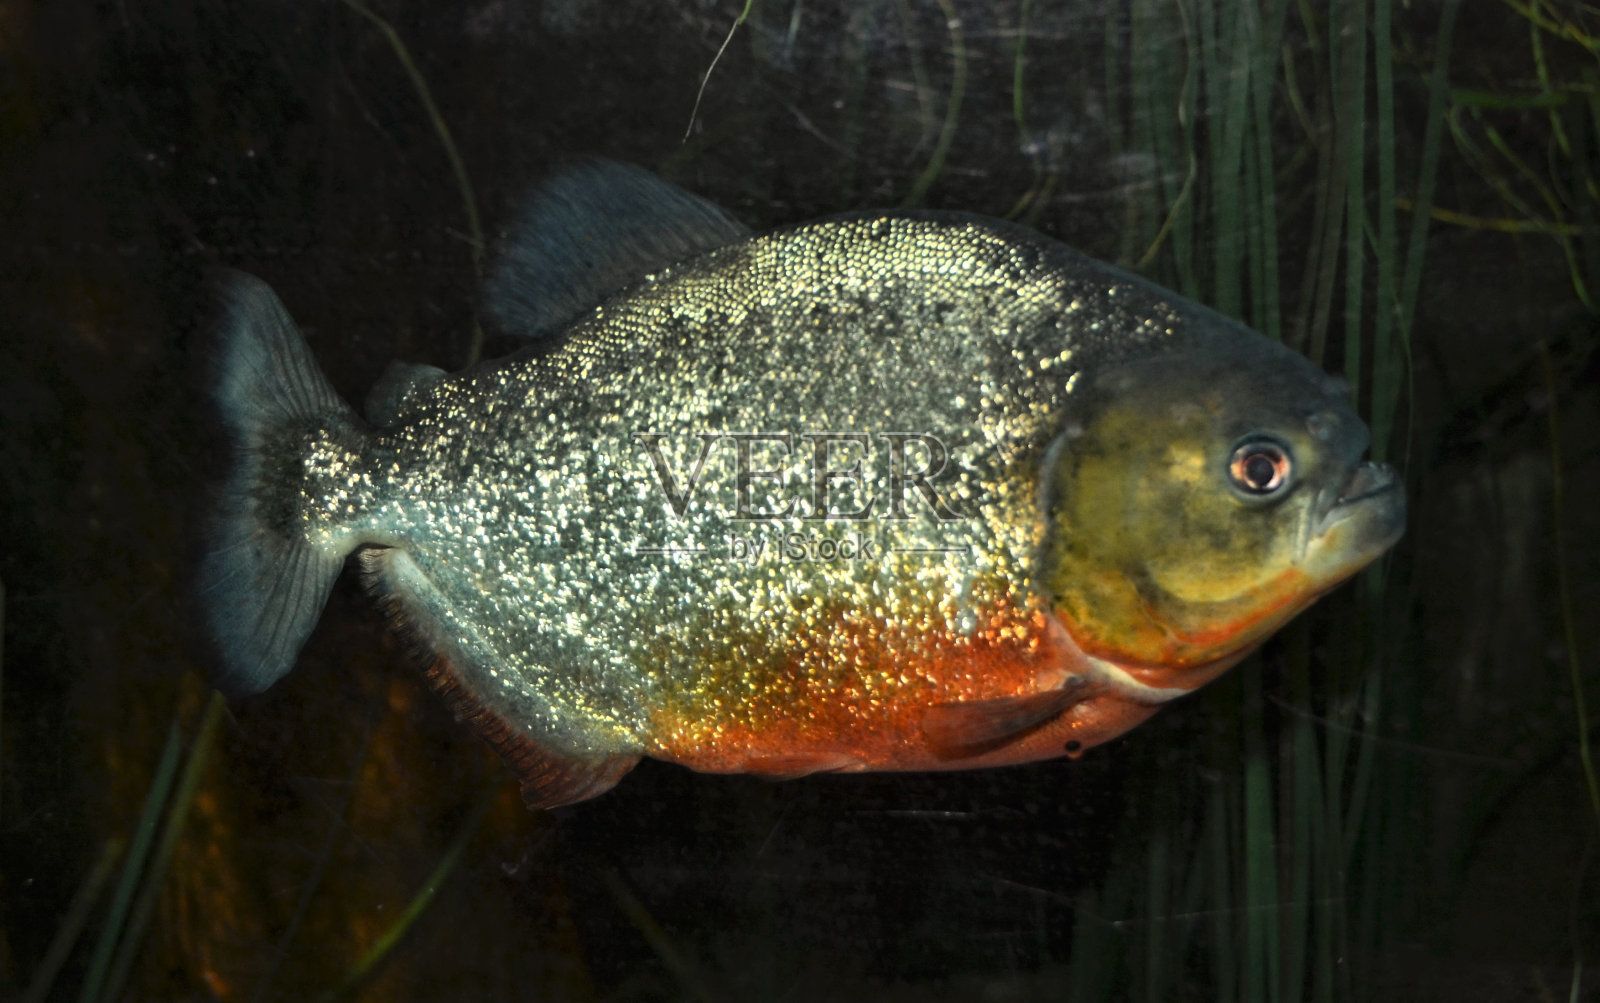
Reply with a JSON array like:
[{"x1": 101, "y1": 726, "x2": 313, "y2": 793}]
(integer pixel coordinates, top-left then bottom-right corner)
[{"x1": 2, "y1": 1, "x2": 1598, "y2": 999}]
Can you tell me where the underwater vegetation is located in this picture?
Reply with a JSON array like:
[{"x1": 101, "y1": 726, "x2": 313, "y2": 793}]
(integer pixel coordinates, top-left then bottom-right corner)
[{"x1": 0, "y1": 0, "x2": 1597, "y2": 1000}]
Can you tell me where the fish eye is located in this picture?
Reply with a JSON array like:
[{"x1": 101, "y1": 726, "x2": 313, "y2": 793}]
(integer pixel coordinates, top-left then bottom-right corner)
[{"x1": 1227, "y1": 437, "x2": 1293, "y2": 498}]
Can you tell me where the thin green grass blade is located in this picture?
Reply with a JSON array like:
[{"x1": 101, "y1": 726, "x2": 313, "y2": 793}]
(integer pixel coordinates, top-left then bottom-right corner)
[
  {"x1": 1005, "y1": 0, "x2": 1042, "y2": 221},
  {"x1": 1241, "y1": 661, "x2": 1280, "y2": 1003},
  {"x1": 0, "y1": 575, "x2": 5, "y2": 835},
  {"x1": 21, "y1": 839, "x2": 123, "y2": 1003},
  {"x1": 1103, "y1": 0, "x2": 1132, "y2": 255},
  {"x1": 1005, "y1": 0, "x2": 1060, "y2": 228},
  {"x1": 599, "y1": 867, "x2": 718, "y2": 1003},
  {"x1": 101, "y1": 693, "x2": 227, "y2": 1002},
  {"x1": 1324, "y1": 9, "x2": 1366, "y2": 997},
  {"x1": 1253, "y1": 0, "x2": 1289, "y2": 336},
  {"x1": 1529, "y1": 18, "x2": 1573, "y2": 156},
  {"x1": 1133, "y1": 0, "x2": 1200, "y2": 293},
  {"x1": 1172, "y1": 0, "x2": 1199, "y2": 296},
  {"x1": 892, "y1": 0, "x2": 936, "y2": 162},
  {"x1": 335, "y1": 0, "x2": 485, "y2": 366},
  {"x1": 1143, "y1": 815, "x2": 1171, "y2": 999},
  {"x1": 1200, "y1": 0, "x2": 1253, "y2": 316},
  {"x1": 1294, "y1": 1, "x2": 1344, "y2": 366},
  {"x1": 1312, "y1": 735, "x2": 1336, "y2": 1003},
  {"x1": 1207, "y1": 783, "x2": 1237, "y2": 1002},
  {"x1": 320, "y1": 785, "x2": 494, "y2": 1002},
  {"x1": 1455, "y1": 99, "x2": 1595, "y2": 308},
  {"x1": 901, "y1": 0, "x2": 965, "y2": 207},
  {"x1": 1125, "y1": 0, "x2": 1157, "y2": 260},
  {"x1": 1537, "y1": 341, "x2": 1600, "y2": 833},
  {"x1": 1278, "y1": 629, "x2": 1312, "y2": 1001},
  {"x1": 1067, "y1": 889, "x2": 1112, "y2": 1003},
  {"x1": 76, "y1": 718, "x2": 182, "y2": 1003},
  {"x1": 1398, "y1": 0, "x2": 1462, "y2": 475},
  {"x1": 1339, "y1": 0, "x2": 1367, "y2": 412},
  {"x1": 682, "y1": 0, "x2": 756, "y2": 143},
  {"x1": 1171, "y1": 809, "x2": 1213, "y2": 982},
  {"x1": 1370, "y1": 0, "x2": 1400, "y2": 462},
  {"x1": 250, "y1": 695, "x2": 388, "y2": 1003}
]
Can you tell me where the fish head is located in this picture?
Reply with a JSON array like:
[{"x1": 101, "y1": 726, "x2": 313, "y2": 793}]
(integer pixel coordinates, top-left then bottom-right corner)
[{"x1": 1039, "y1": 337, "x2": 1405, "y2": 695}]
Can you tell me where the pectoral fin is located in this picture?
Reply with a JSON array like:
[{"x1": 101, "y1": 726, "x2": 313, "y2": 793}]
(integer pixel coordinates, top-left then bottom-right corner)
[{"x1": 922, "y1": 688, "x2": 1087, "y2": 760}]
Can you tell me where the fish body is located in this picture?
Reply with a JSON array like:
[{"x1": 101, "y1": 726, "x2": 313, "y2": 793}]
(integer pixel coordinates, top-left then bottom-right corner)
[{"x1": 201, "y1": 164, "x2": 1404, "y2": 807}]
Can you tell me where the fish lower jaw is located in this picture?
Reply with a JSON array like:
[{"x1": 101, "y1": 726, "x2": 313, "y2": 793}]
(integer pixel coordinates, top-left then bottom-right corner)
[{"x1": 1311, "y1": 461, "x2": 1406, "y2": 547}]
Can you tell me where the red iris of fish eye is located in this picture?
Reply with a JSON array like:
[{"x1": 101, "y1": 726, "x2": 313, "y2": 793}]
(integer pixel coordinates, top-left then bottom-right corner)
[{"x1": 1231, "y1": 444, "x2": 1288, "y2": 493}]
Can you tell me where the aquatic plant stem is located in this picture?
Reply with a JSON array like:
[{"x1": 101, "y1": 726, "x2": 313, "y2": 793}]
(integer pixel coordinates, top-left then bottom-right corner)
[
  {"x1": 321, "y1": 783, "x2": 495, "y2": 1001},
  {"x1": 601, "y1": 868, "x2": 718, "y2": 1003},
  {"x1": 250, "y1": 692, "x2": 389, "y2": 1003},
  {"x1": 336, "y1": 0, "x2": 486, "y2": 367},
  {"x1": 901, "y1": 0, "x2": 965, "y2": 207},
  {"x1": 0, "y1": 575, "x2": 5, "y2": 835},
  {"x1": 1004, "y1": 0, "x2": 1052, "y2": 222},
  {"x1": 1403, "y1": 202, "x2": 1586, "y2": 237},
  {"x1": 75, "y1": 721, "x2": 183, "y2": 1003},
  {"x1": 101, "y1": 692, "x2": 227, "y2": 1001},
  {"x1": 683, "y1": 0, "x2": 756, "y2": 142},
  {"x1": 1537, "y1": 341, "x2": 1600, "y2": 834},
  {"x1": 1370, "y1": 0, "x2": 1399, "y2": 461},
  {"x1": 1398, "y1": 0, "x2": 1462, "y2": 477},
  {"x1": 21, "y1": 839, "x2": 123, "y2": 1003}
]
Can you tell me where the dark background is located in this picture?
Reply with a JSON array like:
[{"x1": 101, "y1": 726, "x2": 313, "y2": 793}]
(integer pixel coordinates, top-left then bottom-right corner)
[{"x1": 2, "y1": 1, "x2": 1598, "y2": 1000}]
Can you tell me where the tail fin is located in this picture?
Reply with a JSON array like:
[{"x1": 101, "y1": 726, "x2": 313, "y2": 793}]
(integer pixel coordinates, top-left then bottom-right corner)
[{"x1": 198, "y1": 272, "x2": 361, "y2": 696}]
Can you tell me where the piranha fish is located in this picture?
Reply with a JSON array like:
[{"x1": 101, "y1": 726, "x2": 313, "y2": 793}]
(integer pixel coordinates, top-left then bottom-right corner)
[{"x1": 199, "y1": 161, "x2": 1404, "y2": 808}]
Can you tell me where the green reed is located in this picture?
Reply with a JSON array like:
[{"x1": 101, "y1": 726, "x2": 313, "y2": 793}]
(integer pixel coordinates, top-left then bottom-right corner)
[
  {"x1": 0, "y1": 575, "x2": 6, "y2": 842},
  {"x1": 31, "y1": 690, "x2": 223, "y2": 1003},
  {"x1": 319, "y1": 787, "x2": 495, "y2": 1003},
  {"x1": 1085, "y1": 1, "x2": 1463, "y2": 998},
  {"x1": 336, "y1": 0, "x2": 486, "y2": 367},
  {"x1": 901, "y1": 0, "x2": 966, "y2": 207},
  {"x1": 73, "y1": 719, "x2": 182, "y2": 1003},
  {"x1": 21, "y1": 839, "x2": 123, "y2": 1003}
]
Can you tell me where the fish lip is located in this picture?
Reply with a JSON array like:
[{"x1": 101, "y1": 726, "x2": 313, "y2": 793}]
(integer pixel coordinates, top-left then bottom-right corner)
[
  {"x1": 1304, "y1": 459, "x2": 1407, "y2": 571},
  {"x1": 1334, "y1": 460, "x2": 1399, "y2": 505},
  {"x1": 1317, "y1": 461, "x2": 1401, "y2": 529}
]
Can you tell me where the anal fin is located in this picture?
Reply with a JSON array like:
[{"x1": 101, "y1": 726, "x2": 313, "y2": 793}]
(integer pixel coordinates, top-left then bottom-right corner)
[
  {"x1": 424, "y1": 659, "x2": 640, "y2": 809},
  {"x1": 360, "y1": 547, "x2": 640, "y2": 810}
]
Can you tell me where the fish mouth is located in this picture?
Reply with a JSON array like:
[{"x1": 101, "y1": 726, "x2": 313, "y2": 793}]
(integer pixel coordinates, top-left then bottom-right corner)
[
  {"x1": 1309, "y1": 460, "x2": 1406, "y2": 564},
  {"x1": 1336, "y1": 461, "x2": 1399, "y2": 506}
]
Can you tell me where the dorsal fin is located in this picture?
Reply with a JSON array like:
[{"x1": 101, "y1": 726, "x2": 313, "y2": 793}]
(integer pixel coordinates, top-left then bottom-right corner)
[
  {"x1": 365, "y1": 360, "x2": 448, "y2": 427},
  {"x1": 483, "y1": 160, "x2": 750, "y2": 339}
]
